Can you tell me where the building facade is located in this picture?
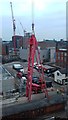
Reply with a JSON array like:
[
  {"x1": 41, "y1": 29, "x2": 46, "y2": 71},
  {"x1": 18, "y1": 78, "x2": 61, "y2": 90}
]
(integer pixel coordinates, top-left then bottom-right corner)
[
  {"x1": 2, "y1": 41, "x2": 9, "y2": 55},
  {"x1": 12, "y1": 35, "x2": 23, "y2": 49},
  {"x1": 23, "y1": 32, "x2": 31, "y2": 49},
  {"x1": 56, "y1": 49, "x2": 67, "y2": 68},
  {"x1": 66, "y1": 1, "x2": 68, "y2": 40},
  {"x1": 66, "y1": 1, "x2": 68, "y2": 76}
]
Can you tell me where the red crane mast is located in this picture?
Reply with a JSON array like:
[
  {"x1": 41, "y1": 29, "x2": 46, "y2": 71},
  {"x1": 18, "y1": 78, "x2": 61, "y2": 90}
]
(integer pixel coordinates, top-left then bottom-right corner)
[{"x1": 26, "y1": 24, "x2": 48, "y2": 101}]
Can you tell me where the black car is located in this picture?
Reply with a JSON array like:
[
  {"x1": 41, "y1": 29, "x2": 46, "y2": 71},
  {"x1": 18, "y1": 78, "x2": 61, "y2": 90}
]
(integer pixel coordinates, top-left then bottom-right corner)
[
  {"x1": 46, "y1": 81, "x2": 53, "y2": 88},
  {"x1": 32, "y1": 77, "x2": 39, "y2": 84}
]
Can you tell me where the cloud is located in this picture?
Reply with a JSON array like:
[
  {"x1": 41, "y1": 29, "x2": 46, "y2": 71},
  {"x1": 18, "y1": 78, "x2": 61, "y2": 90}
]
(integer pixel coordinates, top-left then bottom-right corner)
[
  {"x1": 0, "y1": 0, "x2": 66, "y2": 16},
  {"x1": 1, "y1": 0, "x2": 67, "y2": 40}
]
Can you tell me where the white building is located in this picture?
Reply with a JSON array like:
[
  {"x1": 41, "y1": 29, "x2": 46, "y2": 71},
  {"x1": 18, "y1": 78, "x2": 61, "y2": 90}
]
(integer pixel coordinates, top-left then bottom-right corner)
[{"x1": 53, "y1": 68, "x2": 68, "y2": 85}]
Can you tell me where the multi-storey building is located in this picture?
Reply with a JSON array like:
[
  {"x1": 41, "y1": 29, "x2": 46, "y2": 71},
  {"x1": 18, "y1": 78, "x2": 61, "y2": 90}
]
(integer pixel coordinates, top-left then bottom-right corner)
[
  {"x1": 12, "y1": 35, "x2": 23, "y2": 49},
  {"x1": 38, "y1": 40, "x2": 56, "y2": 50},
  {"x1": 56, "y1": 48, "x2": 67, "y2": 68},
  {"x1": 12, "y1": 33, "x2": 31, "y2": 49},
  {"x1": 23, "y1": 32, "x2": 31, "y2": 49},
  {"x1": 2, "y1": 41, "x2": 9, "y2": 55}
]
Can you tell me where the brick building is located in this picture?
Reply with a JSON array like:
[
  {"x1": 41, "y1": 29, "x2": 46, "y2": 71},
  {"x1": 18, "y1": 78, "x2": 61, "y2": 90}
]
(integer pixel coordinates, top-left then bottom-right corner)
[
  {"x1": 12, "y1": 35, "x2": 23, "y2": 49},
  {"x1": 38, "y1": 40, "x2": 56, "y2": 50},
  {"x1": 56, "y1": 48, "x2": 67, "y2": 68},
  {"x1": 2, "y1": 41, "x2": 9, "y2": 55}
]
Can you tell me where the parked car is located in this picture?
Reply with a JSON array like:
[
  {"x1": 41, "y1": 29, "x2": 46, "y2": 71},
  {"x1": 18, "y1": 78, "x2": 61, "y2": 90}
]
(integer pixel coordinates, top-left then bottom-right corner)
[
  {"x1": 32, "y1": 77, "x2": 39, "y2": 84},
  {"x1": 17, "y1": 72, "x2": 23, "y2": 79},
  {"x1": 17, "y1": 72, "x2": 27, "y2": 79},
  {"x1": 32, "y1": 76, "x2": 45, "y2": 85},
  {"x1": 21, "y1": 77, "x2": 27, "y2": 85},
  {"x1": 13, "y1": 64, "x2": 24, "y2": 72},
  {"x1": 46, "y1": 81, "x2": 53, "y2": 88},
  {"x1": 32, "y1": 77, "x2": 53, "y2": 88}
]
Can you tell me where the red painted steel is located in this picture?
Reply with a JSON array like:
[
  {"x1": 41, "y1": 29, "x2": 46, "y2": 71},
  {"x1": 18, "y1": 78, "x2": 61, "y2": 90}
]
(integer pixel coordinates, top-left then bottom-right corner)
[{"x1": 26, "y1": 34, "x2": 48, "y2": 101}]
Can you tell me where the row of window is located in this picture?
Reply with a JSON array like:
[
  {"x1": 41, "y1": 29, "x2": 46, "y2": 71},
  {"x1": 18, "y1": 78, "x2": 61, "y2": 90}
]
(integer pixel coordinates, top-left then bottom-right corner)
[{"x1": 57, "y1": 52, "x2": 67, "y2": 62}]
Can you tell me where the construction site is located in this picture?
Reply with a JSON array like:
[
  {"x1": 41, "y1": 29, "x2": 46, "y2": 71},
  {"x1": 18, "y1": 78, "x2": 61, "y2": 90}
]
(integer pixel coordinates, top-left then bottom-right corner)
[{"x1": 0, "y1": 1, "x2": 68, "y2": 120}]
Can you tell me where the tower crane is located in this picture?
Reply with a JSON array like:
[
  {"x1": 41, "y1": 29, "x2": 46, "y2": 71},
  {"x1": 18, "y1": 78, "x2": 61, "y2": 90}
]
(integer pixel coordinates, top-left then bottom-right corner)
[
  {"x1": 10, "y1": 2, "x2": 16, "y2": 36},
  {"x1": 10, "y1": 2, "x2": 16, "y2": 54},
  {"x1": 19, "y1": 21, "x2": 26, "y2": 36}
]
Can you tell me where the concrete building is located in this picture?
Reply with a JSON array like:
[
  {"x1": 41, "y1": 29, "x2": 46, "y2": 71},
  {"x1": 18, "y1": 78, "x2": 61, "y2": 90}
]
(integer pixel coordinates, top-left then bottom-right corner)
[
  {"x1": 19, "y1": 48, "x2": 28, "y2": 61},
  {"x1": 40, "y1": 49, "x2": 49, "y2": 62},
  {"x1": 19, "y1": 48, "x2": 50, "y2": 62},
  {"x1": 48, "y1": 47, "x2": 56, "y2": 63},
  {"x1": 23, "y1": 32, "x2": 31, "y2": 49}
]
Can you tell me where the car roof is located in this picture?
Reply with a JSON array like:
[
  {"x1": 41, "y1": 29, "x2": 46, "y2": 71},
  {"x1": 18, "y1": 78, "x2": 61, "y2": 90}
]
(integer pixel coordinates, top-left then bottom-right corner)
[{"x1": 13, "y1": 64, "x2": 21, "y2": 66}]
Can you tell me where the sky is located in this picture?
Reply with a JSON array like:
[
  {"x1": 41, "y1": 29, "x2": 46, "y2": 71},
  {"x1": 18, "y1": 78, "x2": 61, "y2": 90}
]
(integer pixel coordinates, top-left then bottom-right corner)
[{"x1": 0, "y1": 0, "x2": 67, "y2": 41}]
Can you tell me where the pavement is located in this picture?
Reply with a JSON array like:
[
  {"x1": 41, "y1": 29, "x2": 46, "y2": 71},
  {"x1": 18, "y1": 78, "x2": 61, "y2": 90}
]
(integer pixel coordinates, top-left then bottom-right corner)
[{"x1": 1, "y1": 90, "x2": 66, "y2": 107}]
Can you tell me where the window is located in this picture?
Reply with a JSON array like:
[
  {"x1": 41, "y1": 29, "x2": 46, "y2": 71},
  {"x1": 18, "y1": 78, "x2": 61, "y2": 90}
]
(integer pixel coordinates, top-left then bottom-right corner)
[
  {"x1": 63, "y1": 79, "x2": 68, "y2": 85},
  {"x1": 64, "y1": 57, "x2": 66, "y2": 62},
  {"x1": 58, "y1": 52, "x2": 60, "y2": 60},
  {"x1": 64, "y1": 53, "x2": 67, "y2": 57},
  {"x1": 61, "y1": 52, "x2": 63, "y2": 57},
  {"x1": 57, "y1": 72, "x2": 59, "y2": 76},
  {"x1": 65, "y1": 79, "x2": 68, "y2": 82}
]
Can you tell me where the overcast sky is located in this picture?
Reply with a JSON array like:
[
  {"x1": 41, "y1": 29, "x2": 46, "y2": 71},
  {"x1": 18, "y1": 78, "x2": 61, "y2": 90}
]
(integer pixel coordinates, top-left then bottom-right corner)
[{"x1": 0, "y1": 0, "x2": 67, "y2": 41}]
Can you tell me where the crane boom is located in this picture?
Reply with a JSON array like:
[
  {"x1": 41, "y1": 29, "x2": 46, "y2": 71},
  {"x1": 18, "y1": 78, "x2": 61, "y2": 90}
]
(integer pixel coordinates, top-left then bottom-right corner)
[
  {"x1": 19, "y1": 21, "x2": 26, "y2": 36},
  {"x1": 10, "y1": 2, "x2": 16, "y2": 55},
  {"x1": 10, "y1": 2, "x2": 16, "y2": 36}
]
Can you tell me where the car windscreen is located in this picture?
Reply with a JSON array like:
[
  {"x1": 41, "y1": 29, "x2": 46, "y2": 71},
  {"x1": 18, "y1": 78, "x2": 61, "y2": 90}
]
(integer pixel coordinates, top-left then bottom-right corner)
[{"x1": 14, "y1": 64, "x2": 23, "y2": 69}]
